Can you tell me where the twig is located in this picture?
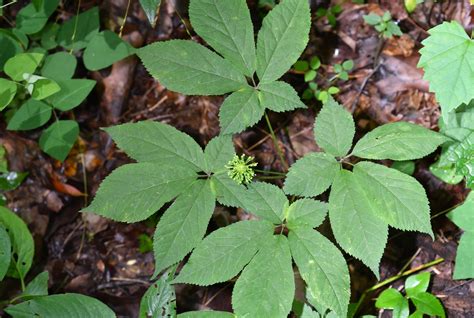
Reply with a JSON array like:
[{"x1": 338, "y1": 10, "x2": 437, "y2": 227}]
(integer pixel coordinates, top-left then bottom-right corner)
[
  {"x1": 264, "y1": 112, "x2": 288, "y2": 171},
  {"x1": 119, "y1": 0, "x2": 131, "y2": 37}
]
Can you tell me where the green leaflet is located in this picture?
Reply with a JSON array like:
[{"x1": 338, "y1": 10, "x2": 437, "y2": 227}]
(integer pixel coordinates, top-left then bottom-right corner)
[
  {"x1": 0, "y1": 32, "x2": 23, "y2": 71},
  {"x1": 0, "y1": 207, "x2": 34, "y2": 280},
  {"x1": 0, "y1": 225, "x2": 11, "y2": 281},
  {"x1": 139, "y1": 0, "x2": 161, "y2": 27},
  {"x1": 5, "y1": 293, "x2": 116, "y2": 318},
  {"x1": 139, "y1": 268, "x2": 176, "y2": 318},
  {"x1": 23, "y1": 271, "x2": 49, "y2": 299},
  {"x1": 47, "y1": 79, "x2": 96, "y2": 111},
  {"x1": 7, "y1": 99, "x2": 52, "y2": 131},
  {"x1": 245, "y1": 181, "x2": 289, "y2": 224},
  {"x1": 258, "y1": 81, "x2": 307, "y2": 112},
  {"x1": 153, "y1": 180, "x2": 216, "y2": 275},
  {"x1": 256, "y1": 0, "x2": 311, "y2": 83},
  {"x1": 173, "y1": 220, "x2": 274, "y2": 285},
  {"x1": 204, "y1": 135, "x2": 235, "y2": 173},
  {"x1": 57, "y1": 7, "x2": 100, "y2": 51},
  {"x1": 285, "y1": 198, "x2": 328, "y2": 230},
  {"x1": 284, "y1": 152, "x2": 340, "y2": 197},
  {"x1": 83, "y1": 163, "x2": 197, "y2": 223},
  {"x1": 289, "y1": 228, "x2": 350, "y2": 318},
  {"x1": 314, "y1": 97, "x2": 355, "y2": 157},
  {"x1": 211, "y1": 173, "x2": 252, "y2": 208},
  {"x1": 105, "y1": 121, "x2": 207, "y2": 172},
  {"x1": 232, "y1": 235, "x2": 294, "y2": 318},
  {"x1": 138, "y1": 40, "x2": 247, "y2": 96},
  {"x1": 0, "y1": 78, "x2": 17, "y2": 110},
  {"x1": 405, "y1": 272, "x2": 430, "y2": 298},
  {"x1": 189, "y1": 0, "x2": 256, "y2": 77},
  {"x1": 16, "y1": 0, "x2": 59, "y2": 34},
  {"x1": 31, "y1": 78, "x2": 61, "y2": 100},
  {"x1": 39, "y1": 120, "x2": 79, "y2": 161},
  {"x1": 418, "y1": 21, "x2": 474, "y2": 113},
  {"x1": 4, "y1": 53, "x2": 44, "y2": 81},
  {"x1": 41, "y1": 52, "x2": 77, "y2": 80},
  {"x1": 329, "y1": 170, "x2": 388, "y2": 277},
  {"x1": 375, "y1": 288, "x2": 410, "y2": 318},
  {"x1": 352, "y1": 122, "x2": 449, "y2": 161},
  {"x1": 410, "y1": 293, "x2": 445, "y2": 318},
  {"x1": 178, "y1": 312, "x2": 234, "y2": 318}
]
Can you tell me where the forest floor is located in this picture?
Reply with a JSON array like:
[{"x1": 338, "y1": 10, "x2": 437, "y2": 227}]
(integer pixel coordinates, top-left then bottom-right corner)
[{"x1": 1, "y1": 0, "x2": 473, "y2": 317}]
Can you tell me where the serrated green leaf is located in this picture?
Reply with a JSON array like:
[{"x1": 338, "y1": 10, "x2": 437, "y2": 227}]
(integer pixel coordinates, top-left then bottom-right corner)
[
  {"x1": 138, "y1": 40, "x2": 247, "y2": 96},
  {"x1": 0, "y1": 78, "x2": 17, "y2": 110},
  {"x1": 211, "y1": 173, "x2": 250, "y2": 208},
  {"x1": 314, "y1": 97, "x2": 355, "y2": 157},
  {"x1": 5, "y1": 293, "x2": 116, "y2": 318},
  {"x1": 23, "y1": 271, "x2": 49, "y2": 298},
  {"x1": 47, "y1": 79, "x2": 96, "y2": 111},
  {"x1": 16, "y1": 0, "x2": 59, "y2": 34},
  {"x1": 352, "y1": 122, "x2": 449, "y2": 161},
  {"x1": 0, "y1": 207, "x2": 34, "y2": 280},
  {"x1": 204, "y1": 135, "x2": 235, "y2": 173},
  {"x1": 289, "y1": 228, "x2": 350, "y2": 318},
  {"x1": 4, "y1": 53, "x2": 44, "y2": 81},
  {"x1": 284, "y1": 152, "x2": 340, "y2": 197},
  {"x1": 375, "y1": 288, "x2": 409, "y2": 318},
  {"x1": 329, "y1": 170, "x2": 388, "y2": 277},
  {"x1": 7, "y1": 99, "x2": 52, "y2": 131},
  {"x1": 232, "y1": 235, "x2": 294, "y2": 318},
  {"x1": 139, "y1": 0, "x2": 161, "y2": 27},
  {"x1": 139, "y1": 268, "x2": 176, "y2": 318},
  {"x1": 410, "y1": 292, "x2": 445, "y2": 318},
  {"x1": 178, "y1": 312, "x2": 234, "y2": 318},
  {"x1": 153, "y1": 180, "x2": 215, "y2": 275},
  {"x1": 84, "y1": 31, "x2": 135, "y2": 71},
  {"x1": 105, "y1": 121, "x2": 207, "y2": 172},
  {"x1": 31, "y1": 78, "x2": 61, "y2": 100},
  {"x1": 0, "y1": 225, "x2": 11, "y2": 281},
  {"x1": 405, "y1": 272, "x2": 430, "y2": 297},
  {"x1": 286, "y1": 198, "x2": 328, "y2": 230},
  {"x1": 0, "y1": 33, "x2": 23, "y2": 71},
  {"x1": 258, "y1": 81, "x2": 307, "y2": 112},
  {"x1": 189, "y1": 0, "x2": 256, "y2": 77},
  {"x1": 83, "y1": 163, "x2": 197, "y2": 223},
  {"x1": 57, "y1": 7, "x2": 100, "y2": 51},
  {"x1": 39, "y1": 120, "x2": 79, "y2": 161},
  {"x1": 41, "y1": 52, "x2": 77, "y2": 80},
  {"x1": 418, "y1": 21, "x2": 474, "y2": 113},
  {"x1": 245, "y1": 182, "x2": 288, "y2": 224},
  {"x1": 173, "y1": 220, "x2": 274, "y2": 285},
  {"x1": 219, "y1": 88, "x2": 264, "y2": 135},
  {"x1": 256, "y1": 0, "x2": 311, "y2": 83},
  {"x1": 353, "y1": 162, "x2": 433, "y2": 236}
]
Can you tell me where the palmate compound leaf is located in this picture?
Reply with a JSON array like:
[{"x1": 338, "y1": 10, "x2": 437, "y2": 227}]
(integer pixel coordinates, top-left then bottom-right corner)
[
  {"x1": 329, "y1": 170, "x2": 388, "y2": 278},
  {"x1": 232, "y1": 235, "x2": 294, "y2": 318},
  {"x1": 256, "y1": 0, "x2": 311, "y2": 83},
  {"x1": 418, "y1": 21, "x2": 474, "y2": 113},
  {"x1": 83, "y1": 163, "x2": 197, "y2": 223},
  {"x1": 189, "y1": 0, "x2": 256, "y2": 77},
  {"x1": 352, "y1": 121, "x2": 450, "y2": 161},
  {"x1": 138, "y1": 40, "x2": 247, "y2": 96},
  {"x1": 289, "y1": 227, "x2": 350, "y2": 318},
  {"x1": 153, "y1": 180, "x2": 216, "y2": 276},
  {"x1": 173, "y1": 220, "x2": 274, "y2": 285}
]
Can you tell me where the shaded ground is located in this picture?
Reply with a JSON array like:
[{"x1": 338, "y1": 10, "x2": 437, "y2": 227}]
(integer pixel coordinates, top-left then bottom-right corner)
[{"x1": 0, "y1": 0, "x2": 473, "y2": 317}]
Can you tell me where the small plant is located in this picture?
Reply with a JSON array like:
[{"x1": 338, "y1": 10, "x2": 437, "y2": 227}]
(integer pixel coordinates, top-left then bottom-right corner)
[
  {"x1": 316, "y1": 4, "x2": 343, "y2": 27},
  {"x1": 376, "y1": 272, "x2": 445, "y2": 317},
  {"x1": 363, "y1": 11, "x2": 402, "y2": 38}
]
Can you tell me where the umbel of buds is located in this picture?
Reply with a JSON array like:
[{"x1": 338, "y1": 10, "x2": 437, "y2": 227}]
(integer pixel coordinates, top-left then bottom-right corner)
[{"x1": 225, "y1": 154, "x2": 257, "y2": 185}]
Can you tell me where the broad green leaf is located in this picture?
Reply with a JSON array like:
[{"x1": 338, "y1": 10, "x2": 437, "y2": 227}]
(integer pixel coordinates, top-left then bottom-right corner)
[
  {"x1": 84, "y1": 31, "x2": 135, "y2": 71},
  {"x1": 353, "y1": 162, "x2": 433, "y2": 236},
  {"x1": 47, "y1": 79, "x2": 96, "y2": 111},
  {"x1": 41, "y1": 52, "x2": 77, "y2": 80},
  {"x1": 153, "y1": 180, "x2": 215, "y2": 275},
  {"x1": 84, "y1": 163, "x2": 197, "y2": 223},
  {"x1": 138, "y1": 40, "x2": 247, "y2": 95},
  {"x1": 189, "y1": 0, "x2": 256, "y2": 76},
  {"x1": 173, "y1": 220, "x2": 274, "y2": 285},
  {"x1": 245, "y1": 182, "x2": 289, "y2": 224},
  {"x1": 448, "y1": 193, "x2": 474, "y2": 279},
  {"x1": 289, "y1": 228, "x2": 350, "y2": 318},
  {"x1": 39, "y1": 120, "x2": 79, "y2": 161},
  {"x1": 31, "y1": 78, "x2": 61, "y2": 100},
  {"x1": 0, "y1": 33, "x2": 23, "y2": 71},
  {"x1": 314, "y1": 97, "x2": 355, "y2": 157},
  {"x1": 7, "y1": 99, "x2": 52, "y2": 131},
  {"x1": 0, "y1": 78, "x2": 17, "y2": 110},
  {"x1": 258, "y1": 81, "x2": 307, "y2": 112},
  {"x1": 352, "y1": 122, "x2": 449, "y2": 161},
  {"x1": 375, "y1": 288, "x2": 409, "y2": 318},
  {"x1": 40, "y1": 23, "x2": 60, "y2": 50},
  {"x1": 285, "y1": 198, "x2": 328, "y2": 230},
  {"x1": 219, "y1": 88, "x2": 264, "y2": 134},
  {"x1": 418, "y1": 21, "x2": 474, "y2": 113},
  {"x1": 105, "y1": 121, "x2": 207, "y2": 172},
  {"x1": 5, "y1": 293, "x2": 116, "y2": 318},
  {"x1": 0, "y1": 225, "x2": 11, "y2": 281},
  {"x1": 178, "y1": 312, "x2": 234, "y2": 318},
  {"x1": 233, "y1": 235, "x2": 294, "y2": 318},
  {"x1": 211, "y1": 173, "x2": 251, "y2": 208},
  {"x1": 0, "y1": 207, "x2": 34, "y2": 280},
  {"x1": 57, "y1": 7, "x2": 100, "y2": 51},
  {"x1": 139, "y1": 0, "x2": 161, "y2": 27},
  {"x1": 405, "y1": 272, "x2": 430, "y2": 297},
  {"x1": 23, "y1": 271, "x2": 49, "y2": 298},
  {"x1": 411, "y1": 292, "x2": 445, "y2": 318},
  {"x1": 284, "y1": 152, "x2": 340, "y2": 197},
  {"x1": 4, "y1": 53, "x2": 44, "y2": 81},
  {"x1": 204, "y1": 135, "x2": 235, "y2": 173},
  {"x1": 16, "y1": 0, "x2": 59, "y2": 34},
  {"x1": 139, "y1": 268, "x2": 176, "y2": 318},
  {"x1": 256, "y1": 0, "x2": 311, "y2": 83},
  {"x1": 329, "y1": 170, "x2": 388, "y2": 277}
]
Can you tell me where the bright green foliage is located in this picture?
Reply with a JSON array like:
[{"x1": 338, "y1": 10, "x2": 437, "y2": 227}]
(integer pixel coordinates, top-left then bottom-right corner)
[
  {"x1": 47, "y1": 79, "x2": 96, "y2": 111},
  {"x1": 376, "y1": 289, "x2": 409, "y2": 318},
  {"x1": 0, "y1": 207, "x2": 34, "y2": 280},
  {"x1": 7, "y1": 99, "x2": 52, "y2": 131},
  {"x1": 41, "y1": 52, "x2": 77, "y2": 80},
  {"x1": 178, "y1": 312, "x2": 234, "y2": 318},
  {"x1": 363, "y1": 11, "x2": 402, "y2": 38},
  {"x1": 0, "y1": 225, "x2": 11, "y2": 281},
  {"x1": 84, "y1": 31, "x2": 136, "y2": 71},
  {"x1": 139, "y1": 268, "x2": 176, "y2": 318},
  {"x1": 0, "y1": 32, "x2": 23, "y2": 71},
  {"x1": 39, "y1": 120, "x2": 79, "y2": 161},
  {"x1": 4, "y1": 53, "x2": 44, "y2": 81},
  {"x1": 204, "y1": 135, "x2": 235, "y2": 172},
  {"x1": 5, "y1": 293, "x2": 116, "y2": 318},
  {"x1": 285, "y1": 198, "x2": 328, "y2": 230},
  {"x1": 138, "y1": 0, "x2": 310, "y2": 134},
  {"x1": 57, "y1": 7, "x2": 100, "y2": 51},
  {"x1": 418, "y1": 21, "x2": 474, "y2": 114},
  {"x1": 31, "y1": 78, "x2": 60, "y2": 100},
  {"x1": 448, "y1": 193, "x2": 474, "y2": 279},
  {"x1": 244, "y1": 181, "x2": 289, "y2": 223},
  {"x1": 23, "y1": 271, "x2": 49, "y2": 298},
  {"x1": 405, "y1": 272, "x2": 430, "y2": 297},
  {"x1": 0, "y1": 78, "x2": 17, "y2": 110},
  {"x1": 212, "y1": 173, "x2": 251, "y2": 208},
  {"x1": 16, "y1": 0, "x2": 59, "y2": 34},
  {"x1": 225, "y1": 154, "x2": 257, "y2": 185},
  {"x1": 139, "y1": 0, "x2": 162, "y2": 27}
]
